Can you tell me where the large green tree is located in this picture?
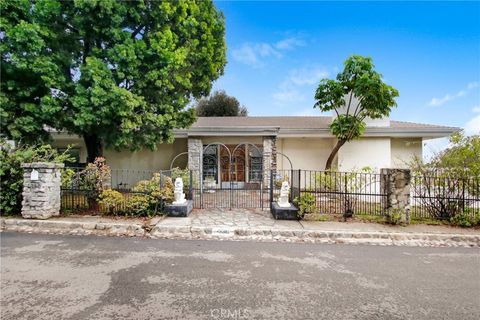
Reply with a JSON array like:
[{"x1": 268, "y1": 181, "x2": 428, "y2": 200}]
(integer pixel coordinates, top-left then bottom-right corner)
[
  {"x1": 195, "y1": 90, "x2": 248, "y2": 117},
  {"x1": 314, "y1": 55, "x2": 399, "y2": 170},
  {"x1": 1, "y1": 0, "x2": 226, "y2": 162}
]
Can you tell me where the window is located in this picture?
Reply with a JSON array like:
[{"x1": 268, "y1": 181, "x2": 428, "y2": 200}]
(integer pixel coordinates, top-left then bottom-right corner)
[
  {"x1": 203, "y1": 145, "x2": 218, "y2": 183},
  {"x1": 249, "y1": 146, "x2": 263, "y2": 181}
]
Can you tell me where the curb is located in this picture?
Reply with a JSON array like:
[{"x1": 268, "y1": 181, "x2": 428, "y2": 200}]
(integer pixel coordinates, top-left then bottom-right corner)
[{"x1": 1, "y1": 218, "x2": 479, "y2": 248}]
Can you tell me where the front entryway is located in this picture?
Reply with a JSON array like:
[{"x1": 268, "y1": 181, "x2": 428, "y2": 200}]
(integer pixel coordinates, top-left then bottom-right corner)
[{"x1": 193, "y1": 142, "x2": 268, "y2": 209}]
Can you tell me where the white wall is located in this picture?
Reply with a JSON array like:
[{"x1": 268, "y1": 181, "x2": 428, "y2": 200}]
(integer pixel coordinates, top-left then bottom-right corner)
[
  {"x1": 391, "y1": 138, "x2": 422, "y2": 168},
  {"x1": 277, "y1": 138, "x2": 335, "y2": 170},
  {"x1": 337, "y1": 138, "x2": 391, "y2": 172},
  {"x1": 333, "y1": 95, "x2": 391, "y2": 127}
]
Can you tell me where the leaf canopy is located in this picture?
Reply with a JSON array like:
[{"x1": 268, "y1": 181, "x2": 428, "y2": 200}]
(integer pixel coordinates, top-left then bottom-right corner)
[
  {"x1": 1, "y1": 0, "x2": 226, "y2": 151},
  {"x1": 314, "y1": 55, "x2": 399, "y2": 142}
]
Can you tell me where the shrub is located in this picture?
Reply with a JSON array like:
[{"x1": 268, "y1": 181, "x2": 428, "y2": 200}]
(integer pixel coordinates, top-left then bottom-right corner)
[
  {"x1": 125, "y1": 194, "x2": 151, "y2": 216},
  {"x1": 0, "y1": 142, "x2": 73, "y2": 215},
  {"x1": 98, "y1": 189, "x2": 125, "y2": 215},
  {"x1": 386, "y1": 209, "x2": 404, "y2": 225},
  {"x1": 294, "y1": 193, "x2": 316, "y2": 219},
  {"x1": 450, "y1": 212, "x2": 479, "y2": 228}
]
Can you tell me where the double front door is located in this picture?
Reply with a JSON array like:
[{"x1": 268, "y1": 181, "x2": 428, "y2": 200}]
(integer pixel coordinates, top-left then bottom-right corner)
[{"x1": 220, "y1": 145, "x2": 245, "y2": 182}]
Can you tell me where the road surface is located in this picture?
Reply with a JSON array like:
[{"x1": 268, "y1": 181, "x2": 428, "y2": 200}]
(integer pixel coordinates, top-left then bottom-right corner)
[{"x1": 1, "y1": 232, "x2": 479, "y2": 319}]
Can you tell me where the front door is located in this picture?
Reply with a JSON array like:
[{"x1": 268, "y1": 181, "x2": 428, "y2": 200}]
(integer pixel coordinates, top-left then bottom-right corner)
[{"x1": 220, "y1": 145, "x2": 245, "y2": 182}]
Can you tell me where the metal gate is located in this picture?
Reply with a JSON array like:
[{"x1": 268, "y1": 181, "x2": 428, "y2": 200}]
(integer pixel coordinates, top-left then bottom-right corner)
[{"x1": 190, "y1": 142, "x2": 270, "y2": 209}]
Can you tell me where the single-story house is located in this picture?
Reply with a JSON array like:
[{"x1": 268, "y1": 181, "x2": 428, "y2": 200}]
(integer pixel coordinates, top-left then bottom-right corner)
[{"x1": 51, "y1": 115, "x2": 458, "y2": 187}]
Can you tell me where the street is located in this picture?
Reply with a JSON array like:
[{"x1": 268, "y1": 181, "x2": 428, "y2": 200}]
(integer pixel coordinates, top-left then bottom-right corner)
[{"x1": 1, "y1": 232, "x2": 479, "y2": 320}]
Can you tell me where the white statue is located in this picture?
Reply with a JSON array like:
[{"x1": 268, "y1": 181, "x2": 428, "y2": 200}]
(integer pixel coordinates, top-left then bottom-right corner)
[
  {"x1": 277, "y1": 180, "x2": 291, "y2": 207},
  {"x1": 172, "y1": 177, "x2": 186, "y2": 204}
]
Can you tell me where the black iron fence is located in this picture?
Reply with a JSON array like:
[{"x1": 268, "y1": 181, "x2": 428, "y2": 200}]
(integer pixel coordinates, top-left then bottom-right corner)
[
  {"x1": 270, "y1": 170, "x2": 386, "y2": 216},
  {"x1": 411, "y1": 173, "x2": 480, "y2": 219},
  {"x1": 60, "y1": 167, "x2": 479, "y2": 220},
  {"x1": 61, "y1": 168, "x2": 190, "y2": 215}
]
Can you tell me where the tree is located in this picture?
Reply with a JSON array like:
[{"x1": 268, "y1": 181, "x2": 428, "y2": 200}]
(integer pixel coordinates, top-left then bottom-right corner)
[
  {"x1": 314, "y1": 55, "x2": 399, "y2": 170},
  {"x1": 195, "y1": 90, "x2": 248, "y2": 117},
  {"x1": 431, "y1": 132, "x2": 480, "y2": 177},
  {"x1": 1, "y1": 0, "x2": 226, "y2": 162}
]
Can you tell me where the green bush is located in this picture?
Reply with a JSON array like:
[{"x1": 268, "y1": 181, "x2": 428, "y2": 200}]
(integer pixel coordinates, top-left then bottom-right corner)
[
  {"x1": 0, "y1": 143, "x2": 73, "y2": 215},
  {"x1": 386, "y1": 209, "x2": 403, "y2": 225},
  {"x1": 294, "y1": 193, "x2": 316, "y2": 219},
  {"x1": 98, "y1": 189, "x2": 125, "y2": 215},
  {"x1": 450, "y1": 212, "x2": 479, "y2": 228},
  {"x1": 125, "y1": 194, "x2": 152, "y2": 216}
]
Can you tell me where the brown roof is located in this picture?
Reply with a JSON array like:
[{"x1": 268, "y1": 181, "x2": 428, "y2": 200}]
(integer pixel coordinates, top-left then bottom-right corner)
[{"x1": 192, "y1": 116, "x2": 457, "y2": 131}]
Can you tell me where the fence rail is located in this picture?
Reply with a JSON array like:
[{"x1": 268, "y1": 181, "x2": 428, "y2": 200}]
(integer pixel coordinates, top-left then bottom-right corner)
[
  {"x1": 411, "y1": 173, "x2": 480, "y2": 219},
  {"x1": 60, "y1": 167, "x2": 480, "y2": 221}
]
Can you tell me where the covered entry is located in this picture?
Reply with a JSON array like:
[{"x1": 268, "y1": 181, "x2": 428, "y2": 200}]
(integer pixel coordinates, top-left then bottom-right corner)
[{"x1": 193, "y1": 142, "x2": 268, "y2": 209}]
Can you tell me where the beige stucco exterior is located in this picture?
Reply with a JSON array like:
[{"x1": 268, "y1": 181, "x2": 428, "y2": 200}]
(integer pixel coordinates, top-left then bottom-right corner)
[{"x1": 51, "y1": 133, "x2": 423, "y2": 174}]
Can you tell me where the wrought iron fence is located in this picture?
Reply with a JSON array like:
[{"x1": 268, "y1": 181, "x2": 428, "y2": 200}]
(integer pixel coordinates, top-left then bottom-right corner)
[
  {"x1": 271, "y1": 170, "x2": 386, "y2": 216},
  {"x1": 411, "y1": 173, "x2": 480, "y2": 219},
  {"x1": 60, "y1": 168, "x2": 191, "y2": 214},
  {"x1": 60, "y1": 166, "x2": 480, "y2": 220}
]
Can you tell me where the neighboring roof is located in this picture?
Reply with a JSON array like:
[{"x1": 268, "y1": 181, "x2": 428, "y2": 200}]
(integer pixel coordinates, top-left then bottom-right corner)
[{"x1": 174, "y1": 116, "x2": 459, "y2": 139}]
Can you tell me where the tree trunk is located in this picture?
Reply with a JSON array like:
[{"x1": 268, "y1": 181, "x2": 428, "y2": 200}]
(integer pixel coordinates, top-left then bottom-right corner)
[
  {"x1": 83, "y1": 134, "x2": 103, "y2": 163},
  {"x1": 325, "y1": 139, "x2": 347, "y2": 171}
]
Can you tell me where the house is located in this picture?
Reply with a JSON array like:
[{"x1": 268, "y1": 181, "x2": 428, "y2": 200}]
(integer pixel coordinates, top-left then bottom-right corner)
[{"x1": 51, "y1": 115, "x2": 458, "y2": 188}]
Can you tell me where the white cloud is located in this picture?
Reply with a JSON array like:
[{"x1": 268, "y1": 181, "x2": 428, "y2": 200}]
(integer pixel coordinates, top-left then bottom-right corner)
[
  {"x1": 472, "y1": 105, "x2": 480, "y2": 113},
  {"x1": 464, "y1": 114, "x2": 480, "y2": 135},
  {"x1": 272, "y1": 89, "x2": 305, "y2": 104},
  {"x1": 428, "y1": 82, "x2": 479, "y2": 107},
  {"x1": 231, "y1": 36, "x2": 304, "y2": 68},
  {"x1": 467, "y1": 82, "x2": 479, "y2": 89},
  {"x1": 273, "y1": 66, "x2": 330, "y2": 105},
  {"x1": 287, "y1": 67, "x2": 330, "y2": 86},
  {"x1": 275, "y1": 37, "x2": 305, "y2": 50}
]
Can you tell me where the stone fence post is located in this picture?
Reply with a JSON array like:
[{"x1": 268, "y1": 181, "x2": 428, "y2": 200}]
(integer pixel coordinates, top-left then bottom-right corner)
[
  {"x1": 21, "y1": 162, "x2": 64, "y2": 219},
  {"x1": 380, "y1": 168, "x2": 412, "y2": 225}
]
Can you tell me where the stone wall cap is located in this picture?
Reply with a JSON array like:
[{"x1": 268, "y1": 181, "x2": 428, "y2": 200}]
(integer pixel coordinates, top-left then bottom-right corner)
[{"x1": 21, "y1": 162, "x2": 65, "y2": 169}]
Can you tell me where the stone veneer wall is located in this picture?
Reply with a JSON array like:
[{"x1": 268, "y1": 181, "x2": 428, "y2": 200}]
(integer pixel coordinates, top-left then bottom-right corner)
[
  {"x1": 21, "y1": 162, "x2": 64, "y2": 219},
  {"x1": 188, "y1": 138, "x2": 203, "y2": 172},
  {"x1": 263, "y1": 136, "x2": 277, "y2": 186},
  {"x1": 381, "y1": 168, "x2": 412, "y2": 224}
]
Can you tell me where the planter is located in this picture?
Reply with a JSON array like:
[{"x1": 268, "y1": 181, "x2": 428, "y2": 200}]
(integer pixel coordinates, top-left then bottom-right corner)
[
  {"x1": 164, "y1": 200, "x2": 193, "y2": 217},
  {"x1": 271, "y1": 202, "x2": 299, "y2": 220}
]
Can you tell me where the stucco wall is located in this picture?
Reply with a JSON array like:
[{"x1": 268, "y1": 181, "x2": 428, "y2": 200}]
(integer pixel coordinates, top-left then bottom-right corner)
[
  {"x1": 277, "y1": 138, "x2": 335, "y2": 170},
  {"x1": 105, "y1": 139, "x2": 187, "y2": 170},
  {"x1": 390, "y1": 138, "x2": 422, "y2": 168},
  {"x1": 337, "y1": 138, "x2": 391, "y2": 172},
  {"x1": 51, "y1": 133, "x2": 187, "y2": 170}
]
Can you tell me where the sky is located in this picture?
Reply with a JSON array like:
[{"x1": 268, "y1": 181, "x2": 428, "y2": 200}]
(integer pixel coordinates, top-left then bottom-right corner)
[{"x1": 211, "y1": 1, "x2": 480, "y2": 155}]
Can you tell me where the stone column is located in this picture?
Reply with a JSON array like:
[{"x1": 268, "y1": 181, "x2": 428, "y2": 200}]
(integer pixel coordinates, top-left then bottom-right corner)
[
  {"x1": 188, "y1": 138, "x2": 203, "y2": 186},
  {"x1": 21, "y1": 162, "x2": 64, "y2": 219},
  {"x1": 381, "y1": 168, "x2": 412, "y2": 225},
  {"x1": 263, "y1": 136, "x2": 277, "y2": 186}
]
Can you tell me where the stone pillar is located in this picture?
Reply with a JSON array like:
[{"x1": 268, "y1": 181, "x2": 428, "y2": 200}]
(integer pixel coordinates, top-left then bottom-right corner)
[
  {"x1": 263, "y1": 136, "x2": 277, "y2": 186},
  {"x1": 21, "y1": 162, "x2": 64, "y2": 219},
  {"x1": 381, "y1": 168, "x2": 412, "y2": 225},
  {"x1": 188, "y1": 138, "x2": 202, "y2": 181}
]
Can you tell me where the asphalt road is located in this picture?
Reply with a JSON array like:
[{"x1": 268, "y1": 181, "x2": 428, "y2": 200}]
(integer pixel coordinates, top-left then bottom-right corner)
[{"x1": 1, "y1": 232, "x2": 479, "y2": 320}]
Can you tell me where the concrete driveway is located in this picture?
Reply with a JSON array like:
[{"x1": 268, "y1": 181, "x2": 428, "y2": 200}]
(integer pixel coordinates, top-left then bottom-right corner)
[{"x1": 1, "y1": 232, "x2": 479, "y2": 320}]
